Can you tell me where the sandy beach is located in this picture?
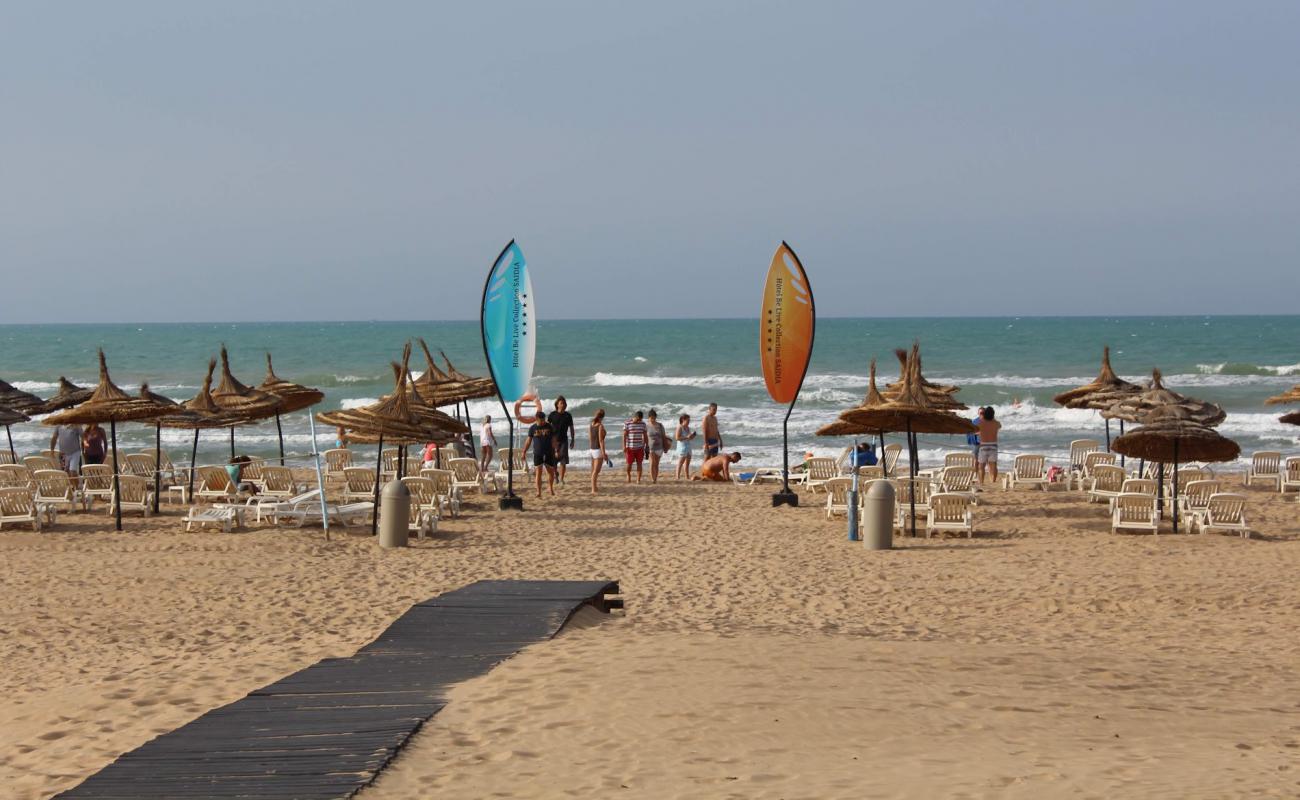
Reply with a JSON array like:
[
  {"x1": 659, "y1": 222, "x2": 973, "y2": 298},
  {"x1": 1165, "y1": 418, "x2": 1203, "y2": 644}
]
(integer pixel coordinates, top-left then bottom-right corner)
[{"x1": 3, "y1": 476, "x2": 1300, "y2": 799}]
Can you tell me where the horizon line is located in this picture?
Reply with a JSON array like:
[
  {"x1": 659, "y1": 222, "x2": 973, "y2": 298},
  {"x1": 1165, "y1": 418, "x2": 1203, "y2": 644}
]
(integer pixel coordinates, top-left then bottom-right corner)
[{"x1": 4, "y1": 312, "x2": 1300, "y2": 327}]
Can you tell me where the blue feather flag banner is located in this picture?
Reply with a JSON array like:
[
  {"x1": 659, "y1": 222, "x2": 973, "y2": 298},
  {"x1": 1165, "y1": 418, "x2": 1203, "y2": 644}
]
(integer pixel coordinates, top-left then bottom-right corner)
[{"x1": 480, "y1": 240, "x2": 536, "y2": 403}]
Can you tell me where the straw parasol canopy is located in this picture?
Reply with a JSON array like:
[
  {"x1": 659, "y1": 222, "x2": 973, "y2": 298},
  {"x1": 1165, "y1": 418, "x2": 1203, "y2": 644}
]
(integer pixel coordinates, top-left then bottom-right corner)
[
  {"x1": 816, "y1": 359, "x2": 889, "y2": 437},
  {"x1": 36, "y1": 377, "x2": 94, "y2": 414},
  {"x1": 411, "y1": 339, "x2": 496, "y2": 407},
  {"x1": 1052, "y1": 346, "x2": 1142, "y2": 408},
  {"x1": 316, "y1": 351, "x2": 454, "y2": 445},
  {"x1": 1101, "y1": 369, "x2": 1226, "y2": 427},
  {"x1": 1280, "y1": 411, "x2": 1300, "y2": 426},
  {"x1": 1265, "y1": 385, "x2": 1300, "y2": 406},
  {"x1": 211, "y1": 346, "x2": 283, "y2": 423},
  {"x1": 882, "y1": 347, "x2": 966, "y2": 411},
  {"x1": 159, "y1": 361, "x2": 242, "y2": 430},
  {"x1": 0, "y1": 378, "x2": 44, "y2": 416},
  {"x1": 1111, "y1": 405, "x2": 1241, "y2": 464},
  {"x1": 841, "y1": 350, "x2": 977, "y2": 436},
  {"x1": 440, "y1": 350, "x2": 497, "y2": 398},
  {"x1": 42, "y1": 351, "x2": 177, "y2": 530},
  {"x1": 43, "y1": 351, "x2": 177, "y2": 426},
  {"x1": 258, "y1": 354, "x2": 325, "y2": 414}
]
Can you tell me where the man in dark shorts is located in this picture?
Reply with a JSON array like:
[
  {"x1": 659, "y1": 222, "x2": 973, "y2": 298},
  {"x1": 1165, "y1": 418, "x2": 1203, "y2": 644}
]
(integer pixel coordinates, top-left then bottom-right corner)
[
  {"x1": 622, "y1": 410, "x2": 648, "y2": 484},
  {"x1": 547, "y1": 396, "x2": 576, "y2": 485},
  {"x1": 518, "y1": 397, "x2": 558, "y2": 498},
  {"x1": 702, "y1": 403, "x2": 723, "y2": 459}
]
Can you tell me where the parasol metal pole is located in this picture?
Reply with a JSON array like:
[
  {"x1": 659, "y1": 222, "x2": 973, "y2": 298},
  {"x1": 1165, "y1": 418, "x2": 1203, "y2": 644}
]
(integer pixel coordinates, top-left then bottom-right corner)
[
  {"x1": 1172, "y1": 440, "x2": 1180, "y2": 534},
  {"x1": 6, "y1": 424, "x2": 14, "y2": 460},
  {"x1": 879, "y1": 432, "x2": 887, "y2": 478},
  {"x1": 1118, "y1": 419, "x2": 1126, "y2": 469},
  {"x1": 307, "y1": 412, "x2": 329, "y2": 540},
  {"x1": 1105, "y1": 418, "x2": 1111, "y2": 452},
  {"x1": 110, "y1": 419, "x2": 122, "y2": 532},
  {"x1": 275, "y1": 413, "x2": 285, "y2": 466},
  {"x1": 847, "y1": 436, "x2": 860, "y2": 541},
  {"x1": 372, "y1": 433, "x2": 384, "y2": 535},
  {"x1": 907, "y1": 420, "x2": 917, "y2": 538},
  {"x1": 772, "y1": 399, "x2": 799, "y2": 507},
  {"x1": 1157, "y1": 462, "x2": 1165, "y2": 520},
  {"x1": 153, "y1": 422, "x2": 161, "y2": 514},
  {"x1": 229, "y1": 426, "x2": 235, "y2": 460},
  {"x1": 188, "y1": 429, "x2": 199, "y2": 501}
]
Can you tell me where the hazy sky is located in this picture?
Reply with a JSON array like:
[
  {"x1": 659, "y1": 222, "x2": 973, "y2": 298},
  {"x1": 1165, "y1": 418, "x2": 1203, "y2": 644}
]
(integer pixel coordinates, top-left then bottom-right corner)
[{"x1": 2, "y1": 1, "x2": 1297, "y2": 323}]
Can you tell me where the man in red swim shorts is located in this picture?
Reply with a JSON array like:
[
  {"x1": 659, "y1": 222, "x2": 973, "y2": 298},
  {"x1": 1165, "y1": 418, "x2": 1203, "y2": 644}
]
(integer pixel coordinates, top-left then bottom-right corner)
[{"x1": 622, "y1": 410, "x2": 648, "y2": 484}]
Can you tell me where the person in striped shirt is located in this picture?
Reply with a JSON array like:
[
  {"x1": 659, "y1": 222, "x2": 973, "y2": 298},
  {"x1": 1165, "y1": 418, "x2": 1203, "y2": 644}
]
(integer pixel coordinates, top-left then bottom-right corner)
[{"x1": 622, "y1": 410, "x2": 649, "y2": 484}]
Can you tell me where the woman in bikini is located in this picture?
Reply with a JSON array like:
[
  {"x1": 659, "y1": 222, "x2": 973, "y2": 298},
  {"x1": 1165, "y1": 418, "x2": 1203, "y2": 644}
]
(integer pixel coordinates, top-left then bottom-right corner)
[{"x1": 588, "y1": 409, "x2": 608, "y2": 494}]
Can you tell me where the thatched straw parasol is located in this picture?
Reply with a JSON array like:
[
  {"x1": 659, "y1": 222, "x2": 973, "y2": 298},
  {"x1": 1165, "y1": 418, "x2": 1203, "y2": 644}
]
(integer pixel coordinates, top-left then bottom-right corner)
[
  {"x1": 816, "y1": 359, "x2": 895, "y2": 476},
  {"x1": 317, "y1": 345, "x2": 456, "y2": 533},
  {"x1": 42, "y1": 351, "x2": 176, "y2": 530},
  {"x1": 0, "y1": 378, "x2": 44, "y2": 416},
  {"x1": 0, "y1": 406, "x2": 29, "y2": 460},
  {"x1": 1265, "y1": 385, "x2": 1300, "y2": 406},
  {"x1": 840, "y1": 344, "x2": 977, "y2": 536},
  {"x1": 1102, "y1": 369, "x2": 1226, "y2": 427},
  {"x1": 1280, "y1": 411, "x2": 1300, "y2": 426},
  {"x1": 882, "y1": 347, "x2": 966, "y2": 411},
  {"x1": 1111, "y1": 404, "x2": 1241, "y2": 533},
  {"x1": 1052, "y1": 346, "x2": 1143, "y2": 453},
  {"x1": 37, "y1": 377, "x2": 95, "y2": 414},
  {"x1": 159, "y1": 360, "x2": 245, "y2": 501},
  {"x1": 211, "y1": 346, "x2": 283, "y2": 459},
  {"x1": 258, "y1": 353, "x2": 325, "y2": 465},
  {"x1": 410, "y1": 340, "x2": 497, "y2": 430}
]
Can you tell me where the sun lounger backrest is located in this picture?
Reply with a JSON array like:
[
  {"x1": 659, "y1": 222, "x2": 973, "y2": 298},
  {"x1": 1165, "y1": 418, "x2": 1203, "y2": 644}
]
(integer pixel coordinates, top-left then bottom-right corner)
[
  {"x1": 198, "y1": 465, "x2": 235, "y2": 492},
  {"x1": 116, "y1": 475, "x2": 149, "y2": 503},
  {"x1": 81, "y1": 464, "x2": 113, "y2": 491},
  {"x1": 0, "y1": 464, "x2": 32, "y2": 488},
  {"x1": 1183, "y1": 480, "x2": 1220, "y2": 510},
  {"x1": 420, "y1": 469, "x2": 454, "y2": 496},
  {"x1": 0, "y1": 452, "x2": 13, "y2": 465},
  {"x1": 883, "y1": 444, "x2": 902, "y2": 473},
  {"x1": 23, "y1": 455, "x2": 57, "y2": 472},
  {"x1": 896, "y1": 477, "x2": 932, "y2": 505},
  {"x1": 33, "y1": 469, "x2": 74, "y2": 500},
  {"x1": 1286, "y1": 457, "x2": 1300, "y2": 479},
  {"x1": 941, "y1": 466, "x2": 975, "y2": 492},
  {"x1": 124, "y1": 453, "x2": 154, "y2": 477},
  {"x1": 0, "y1": 486, "x2": 38, "y2": 518},
  {"x1": 1115, "y1": 493, "x2": 1155, "y2": 521},
  {"x1": 930, "y1": 493, "x2": 971, "y2": 522},
  {"x1": 856, "y1": 465, "x2": 884, "y2": 480},
  {"x1": 1083, "y1": 451, "x2": 1116, "y2": 473},
  {"x1": 1250, "y1": 451, "x2": 1281, "y2": 474},
  {"x1": 945, "y1": 452, "x2": 975, "y2": 469},
  {"x1": 825, "y1": 477, "x2": 851, "y2": 504},
  {"x1": 1121, "y1": 478, "x2": 1157, "y2": 497},
  {"x1": 1069, "y1": 440, "x2": 1100, "y2": 468},
  {"x1": 1090, "y1": 465, "x2": 1126, "y2": 493},
  {"x1": 262, "y1": 466, "x2": 295, "y2": 494},
  {"x1": 1014, "y1": 454, "x2": 1045, "y2": 477},
  {"x1": 1205, "y1": 493, "x2": 1246, "y2": 524},
  {"x1": 806, "y1": 457, "x2": 837, "y2": 481},
  {"x1": 1175, "y1": 467, "x2": 1210, "y2": 492},
  {"x1": 381, "y1": 449, "x2": 401, "y2": 473},
  {"x1": 324, "y1": 449, "x2": 352, "y2": 472},
  {"x1": 400, "y1": 477, "x2": 437, "y2": 508},
  {"x1": 449, "y1": 458, "x2": 479, "y2": 482},
  {"x1": 342, "y1": 467, "x2": 376, "y2": 492}
]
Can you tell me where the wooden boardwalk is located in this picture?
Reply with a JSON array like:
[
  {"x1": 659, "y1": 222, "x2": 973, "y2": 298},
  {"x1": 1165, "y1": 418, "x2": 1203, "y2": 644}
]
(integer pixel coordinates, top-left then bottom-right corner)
[{"x1": 56, "y1": 579, "x2": 621, "y2": 800}]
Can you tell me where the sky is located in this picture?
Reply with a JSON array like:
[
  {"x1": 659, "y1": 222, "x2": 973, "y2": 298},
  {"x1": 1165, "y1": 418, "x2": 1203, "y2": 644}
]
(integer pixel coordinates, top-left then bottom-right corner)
[{"x1": 1, "y1": 1, "x2": 1298, "y2": 323}]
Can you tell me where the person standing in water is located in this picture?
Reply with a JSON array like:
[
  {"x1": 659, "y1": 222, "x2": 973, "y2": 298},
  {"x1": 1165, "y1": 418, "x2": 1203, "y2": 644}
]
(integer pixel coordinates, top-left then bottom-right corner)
[
  {"x1": 674, "y1": 413, "x2": 696, "y2": 480},
  {"x1": 478, "y1": 415, "x2": 496, "y2": 476},
  {"x1": 976, "y1": 406, "x2": 1002, "y2": 485},
  {"x1": 702, "y1": 403, "x2": 723, "y2": 459},
  {"x1": 646, "y1": 409, "x2": 669, "y2": 484},
  {"x1": 547, "y1": 396, "x2": 576, "y2": 485},
  {"x1": 588, "y1": 408, "x2": 608, "y2": 494}
]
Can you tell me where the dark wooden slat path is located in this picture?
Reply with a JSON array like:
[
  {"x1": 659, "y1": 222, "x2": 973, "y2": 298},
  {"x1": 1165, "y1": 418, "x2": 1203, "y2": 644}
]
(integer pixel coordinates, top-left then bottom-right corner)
[{"x1": 56, "y1": 579, "x2": 621, "y2": 800}]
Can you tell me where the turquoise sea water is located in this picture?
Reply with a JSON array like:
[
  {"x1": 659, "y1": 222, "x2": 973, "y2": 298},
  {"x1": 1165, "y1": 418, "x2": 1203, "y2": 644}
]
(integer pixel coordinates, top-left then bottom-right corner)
[{"x1": 2, "y1": 317, "x2": 1298, "y2": 466}]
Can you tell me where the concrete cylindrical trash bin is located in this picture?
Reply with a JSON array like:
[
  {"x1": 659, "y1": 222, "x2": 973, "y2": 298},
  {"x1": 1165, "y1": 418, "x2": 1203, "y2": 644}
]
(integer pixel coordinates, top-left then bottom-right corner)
[
  {"x1": 863, "y1": 479, "x2": 894, "y2": 550},
  {"x1": 379, "y1": 480, "x2": 410, "y2": 548}
]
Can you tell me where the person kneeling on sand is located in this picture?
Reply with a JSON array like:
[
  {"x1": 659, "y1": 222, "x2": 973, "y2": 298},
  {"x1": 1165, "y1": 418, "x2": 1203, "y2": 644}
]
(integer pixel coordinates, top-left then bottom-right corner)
[{"x1": 693, "y1": 451, "x2": 741, "y2": 482}]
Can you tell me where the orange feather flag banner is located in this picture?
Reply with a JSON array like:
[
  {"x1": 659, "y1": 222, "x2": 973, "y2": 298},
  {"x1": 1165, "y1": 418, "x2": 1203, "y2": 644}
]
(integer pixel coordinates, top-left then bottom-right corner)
[{"x1": 760, "y1": 241, "x2": 815, "y2": 405}]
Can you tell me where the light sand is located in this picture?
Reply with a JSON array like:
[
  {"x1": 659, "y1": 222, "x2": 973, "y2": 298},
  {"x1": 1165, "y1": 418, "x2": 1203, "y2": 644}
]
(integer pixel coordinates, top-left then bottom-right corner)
[{"x1": 2, "y1": 476, "x2": 1299, "y2": 799}]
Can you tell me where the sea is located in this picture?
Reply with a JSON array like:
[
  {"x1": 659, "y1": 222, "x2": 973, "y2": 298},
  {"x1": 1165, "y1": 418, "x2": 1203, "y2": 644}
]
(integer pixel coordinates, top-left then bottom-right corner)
[{"x1": 2, "y1": 317, "x2": 1298, "y2": 468}]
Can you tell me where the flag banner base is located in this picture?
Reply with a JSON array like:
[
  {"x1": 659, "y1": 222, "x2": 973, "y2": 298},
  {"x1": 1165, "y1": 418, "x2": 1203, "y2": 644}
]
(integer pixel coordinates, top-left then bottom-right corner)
[
  {"x1": 771, "y1": 490, "x2": 800, "y2": 508},
  {"x1": 499, "y1": 495, "x2": 524, "y2": 511}
]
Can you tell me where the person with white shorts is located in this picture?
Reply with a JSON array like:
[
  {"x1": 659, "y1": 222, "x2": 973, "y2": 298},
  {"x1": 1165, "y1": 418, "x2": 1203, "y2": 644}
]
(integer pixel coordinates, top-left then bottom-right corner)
[{"x1": 50, "y1": 423, "x2": 83, "y2": 475}]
